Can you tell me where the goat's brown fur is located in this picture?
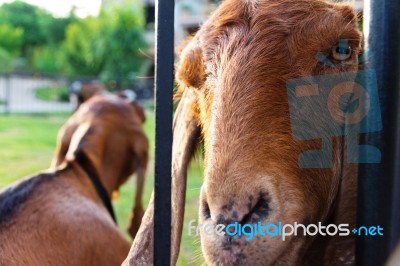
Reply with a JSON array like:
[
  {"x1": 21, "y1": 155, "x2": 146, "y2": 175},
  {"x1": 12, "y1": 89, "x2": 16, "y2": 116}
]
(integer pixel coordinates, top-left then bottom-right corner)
[
  {"x1": 0, "y1": 95, "x2": 149, "y2": 266},
  {"x1": 70, "y1": 80, "x2": 105, "y2": 109},
  {"x1": 126, "y1": 0, "x2": 362, "y2": 265}
]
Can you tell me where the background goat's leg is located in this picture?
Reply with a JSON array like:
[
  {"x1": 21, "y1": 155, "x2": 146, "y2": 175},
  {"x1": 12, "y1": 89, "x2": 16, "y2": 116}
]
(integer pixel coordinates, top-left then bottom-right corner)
[{"x1": 128, "y1": 164, "x2": 147, "y2": 239}]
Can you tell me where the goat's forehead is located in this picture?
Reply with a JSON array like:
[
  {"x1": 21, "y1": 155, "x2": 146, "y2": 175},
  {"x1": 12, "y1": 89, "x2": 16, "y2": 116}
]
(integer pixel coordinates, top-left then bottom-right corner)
[
  {"x1": 200, "y1": 0, "x2": 359, "y2": 52},
  {"x1": 192, "y1": 0, "x2": 361, "y2": 134},
  {"x1": 199, "y1": 2, "x2": 360, "y2": 82}
]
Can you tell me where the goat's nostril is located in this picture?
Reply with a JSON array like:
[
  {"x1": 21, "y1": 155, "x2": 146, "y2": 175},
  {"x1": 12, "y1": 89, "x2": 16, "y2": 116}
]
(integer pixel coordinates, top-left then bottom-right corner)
[
  {"x1": 241, "y1": 195, "x2": 270, "y2": 224},
  {"x1": 253, "y1": 195, "x2": 270, "y2": 217},
  {"x1": 227, "y1": 224, "x2": 236, "y2": 234},
  {"x1": 203, "y1": 200, "x2": 211, "y2": 219}
]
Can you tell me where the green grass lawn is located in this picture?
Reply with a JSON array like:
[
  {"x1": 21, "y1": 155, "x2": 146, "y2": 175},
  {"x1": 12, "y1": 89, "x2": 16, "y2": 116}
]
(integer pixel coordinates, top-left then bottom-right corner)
[
  {"x1": 0, "y1": 111, "x2": 204, "y2": 265},
  {"x1": 35, "y1": 85, "x2": 70, "y2": 102}
]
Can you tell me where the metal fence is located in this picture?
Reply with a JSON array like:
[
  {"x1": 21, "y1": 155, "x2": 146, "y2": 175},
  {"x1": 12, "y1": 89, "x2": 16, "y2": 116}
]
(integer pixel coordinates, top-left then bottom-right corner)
[
  {"x1": 0, "y1": 72, "x2": 73, "y2": 114},
  {"x1": 154, "y1": 0, "x2": 174, "y2": 264},
  {"x1": 357, "y1": 0, "x2": 400, "y2": 265},
  {"x1": 0, "y1": 71, "x2": 155, "y2": 114}
]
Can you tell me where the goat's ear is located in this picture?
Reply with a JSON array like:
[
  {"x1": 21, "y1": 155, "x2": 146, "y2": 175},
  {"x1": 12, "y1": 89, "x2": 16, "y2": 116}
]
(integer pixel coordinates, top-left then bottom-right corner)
[
  {"x1": 170, "y1": 89, "x2": 201, "y2": 263},
  {"x1": 131, "y1": 101, "x2": 146, "y2": 124},
  {"x1": 123, "y1": 89, "x2": 201, "y2": 265},
  {"x1": 115, "y1": 91, "x2": 146, "y2": 123},
  {"x1": 176, "y1": 41, "x2": 206, "y2": 88},
  {"x1": 64, "y1": 122, "x2": 103, "y2": 176},
  {"x1": 51, "y1": 122, "x2": 78, "y2": 168}
]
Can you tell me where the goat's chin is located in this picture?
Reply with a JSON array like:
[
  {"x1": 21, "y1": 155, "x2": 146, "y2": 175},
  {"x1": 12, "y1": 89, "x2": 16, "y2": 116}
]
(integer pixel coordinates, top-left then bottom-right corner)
[
  {"x1": 200, "y1": 233, "x2": 307, "y2": 266},
  {"x1": 199, "y1": 198, "x2": 309, "y2": 264},
  {"x1": 198, "y1": 174, "x2": 310, "y2": 265}
]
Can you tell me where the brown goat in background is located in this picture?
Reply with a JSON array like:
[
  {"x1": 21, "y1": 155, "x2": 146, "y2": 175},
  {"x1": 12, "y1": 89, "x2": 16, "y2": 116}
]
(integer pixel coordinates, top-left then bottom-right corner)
[
  {"x1": 0, "y1": 95, "x2": 148, "y2": 265},
  {"x1": 125, "y1": 0, "x2": 362, "y2": 265},
  {"x1": 52, "y1": 94, "x2": 148, "y2": 238}
]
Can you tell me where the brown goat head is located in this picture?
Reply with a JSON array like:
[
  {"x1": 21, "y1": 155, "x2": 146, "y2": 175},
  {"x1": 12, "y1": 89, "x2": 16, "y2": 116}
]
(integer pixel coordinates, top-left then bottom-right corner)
[
  {"x1": 175, "y1": 0, "x2": 362, "y2": 265},
  {"x1": 125, "y1": 0, "x2": 363, "y2": 265},
  {"x1": 52, "y1": 95, "x2": 149, "y2": 238}
]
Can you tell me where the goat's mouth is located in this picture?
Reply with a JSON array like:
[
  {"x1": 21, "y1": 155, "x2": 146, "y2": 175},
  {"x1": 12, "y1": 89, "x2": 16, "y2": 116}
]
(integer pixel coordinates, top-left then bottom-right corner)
[
  {"x1": 198, "y1": 182, "x2": 308, "y2": 266},
  {"x1": 200, "y1": 230, "x2": 302, "y2": 266}
]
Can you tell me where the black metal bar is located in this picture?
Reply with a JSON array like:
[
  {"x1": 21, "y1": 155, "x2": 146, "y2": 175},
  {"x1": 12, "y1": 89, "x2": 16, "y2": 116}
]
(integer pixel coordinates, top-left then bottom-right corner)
[
  {"x1": 356, "y1": 0, "x2": 400, "y2": 265},
  {"x1": 154, "y1": 0, "x2": 174, "y2": 265}
]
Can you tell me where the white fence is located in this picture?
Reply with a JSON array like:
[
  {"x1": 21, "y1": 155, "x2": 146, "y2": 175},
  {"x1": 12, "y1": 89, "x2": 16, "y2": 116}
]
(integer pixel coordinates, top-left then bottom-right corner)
[{"x1": 0, "y1": 73, "x2": 73, "y2": 114}]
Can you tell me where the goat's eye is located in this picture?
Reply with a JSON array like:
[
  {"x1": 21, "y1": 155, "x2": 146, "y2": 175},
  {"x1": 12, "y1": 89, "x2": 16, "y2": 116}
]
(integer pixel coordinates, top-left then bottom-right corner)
[{"x1": 332, "y1": 45, "x2": 352, "y2": 61}]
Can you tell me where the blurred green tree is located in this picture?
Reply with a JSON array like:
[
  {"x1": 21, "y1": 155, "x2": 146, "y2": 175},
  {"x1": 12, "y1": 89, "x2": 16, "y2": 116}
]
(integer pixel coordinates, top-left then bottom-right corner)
[
  {"x1": 0, "y1": 24, "x2": 23, "y2": 71},
  {"x1": 0, "y1": 24, "x2": 23, "y2": 55},
  {"x1": 0, "y1": 1, "x2": 77, "y2": 71},
  {"x1": 100, "y1": 6, "x2": 147, "y2": 89},
  {"x1": 39, "y1": 11, "x2": 78, "y2": 46},
  {"x1": 0, "y1": 1, "x2": 48, "y2": 59},
  {"x1": 33, "y1": 11, "x2": 77, "y2": 73},
  {"x1": 0, "y1": 0, "x2": 148, "y2": 80},
  {"x1": 63, "y1": 16, "x2": 107, "y2": 76},
  {"x1": 62, "y1": 4, "x2": 147, "y2": 87},
  {"x1": 32, "y1": 47, "x2": 65, "y2": 74}
]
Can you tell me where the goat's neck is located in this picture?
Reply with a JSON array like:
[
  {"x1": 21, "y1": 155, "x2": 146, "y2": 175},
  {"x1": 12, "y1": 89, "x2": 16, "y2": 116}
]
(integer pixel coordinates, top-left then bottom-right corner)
[
  {"x1": 68, "y1": 156, "x2": 119, "y2": 198},
  {"x1": 97, "y1": 167, "x2": 120, "y2": 196}
]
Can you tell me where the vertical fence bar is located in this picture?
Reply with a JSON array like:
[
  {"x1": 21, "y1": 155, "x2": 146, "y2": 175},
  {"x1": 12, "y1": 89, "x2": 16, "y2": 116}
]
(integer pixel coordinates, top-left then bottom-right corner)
[
  {"x1": 357, "y1": 0, "x2": 400, "y2": 265},
  {"x1": 5, "y1": 73, "x2": 10, "y2": 114},
  {"x1": 154, "y1": 0, "x2": 174, "y2": 265}
]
